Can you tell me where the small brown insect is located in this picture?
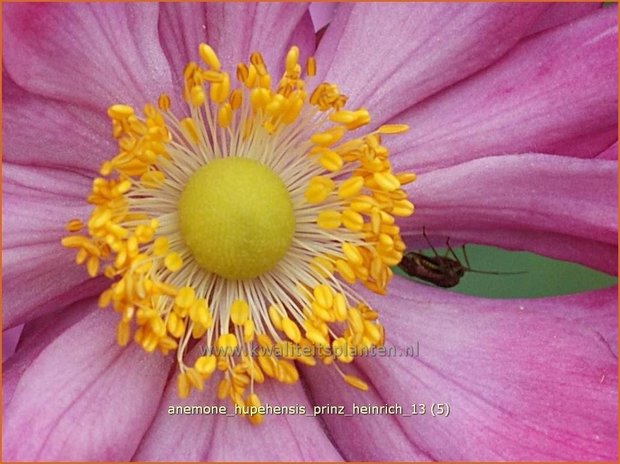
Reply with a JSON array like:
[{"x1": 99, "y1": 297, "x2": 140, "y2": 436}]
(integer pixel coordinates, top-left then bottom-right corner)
[{"x1": 398, "y1": 228, "x2": 525, "y2": 288}]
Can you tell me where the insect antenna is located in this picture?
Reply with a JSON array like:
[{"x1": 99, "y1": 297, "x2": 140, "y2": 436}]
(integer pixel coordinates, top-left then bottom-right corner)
[{"x1": 459, "y1": 244, "x2": 527, "y2": 275}]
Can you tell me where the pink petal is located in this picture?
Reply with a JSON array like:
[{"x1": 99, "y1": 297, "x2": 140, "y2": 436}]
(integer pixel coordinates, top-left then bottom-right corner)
[
  {"x1": 3, "y1": 304, "x2": 90, "y2": 411},
  {"x1": 201, "y1": 3, "x2": 315, "y2": 76},
  {"x1": 597, "y1": 142, "x2": 618, "y2": 160},
  {"x1": 134, "y1": 348, "x2": 342, "y2": 461},
  {"x1": 390, "y1": 7, "x2": 617, "y2": 170},
  {"x1": 2, "y1": 325, "x2": 23, "y2": 363},
  {"x1": 2, "y1": 302, "x2": 172, "y2": 461},
  {"x1": 3, "y1": 73, "x2": 114, "y2": 171},
  {"x1": 302, "y1": 279, "x2": 617, "y2": 460},
  {"x1": 528, "y1": 2, "x2": 602, "y2": 36},
  {"x1": 315, "y1": 3, "x2": 547, "y2": 127},
  {"x1": 398, "y1": 154, "x2": 617, "y2": 275},
  {"x1": 3, "y1": 3, "x2": 173, "y2": 110},
  {"x1": 2, "y1": 164, "x2": 106, "y2": 327},
  {"x1": 157, "y1": 3, "x2": 210, "y2": 88},
  {"x1": 550, "y1": 124, "x2": 618, "y2": 160},
  {"x1": 309, "y1": 2, "x2": 337, "y2": 30}
]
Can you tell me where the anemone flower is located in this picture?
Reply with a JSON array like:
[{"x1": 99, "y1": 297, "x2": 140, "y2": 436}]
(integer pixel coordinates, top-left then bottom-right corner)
[{"x1": 2, "y1": 2, "x2": 618, "y2": 461}]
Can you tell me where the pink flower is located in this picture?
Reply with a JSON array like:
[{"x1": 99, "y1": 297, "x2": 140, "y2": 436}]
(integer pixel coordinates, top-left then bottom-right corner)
[{"x1": 2, "y1": 2, "x2": 617, "y2": 461}]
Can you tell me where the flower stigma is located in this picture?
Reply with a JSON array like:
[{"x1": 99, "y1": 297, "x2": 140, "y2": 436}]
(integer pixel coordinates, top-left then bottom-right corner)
[
  {"x1": 178, "y1": 157, "x2": 295, "y2": 279},
  {"x1": 62, "y1": 43, "x2": 415, "y2": 424}
]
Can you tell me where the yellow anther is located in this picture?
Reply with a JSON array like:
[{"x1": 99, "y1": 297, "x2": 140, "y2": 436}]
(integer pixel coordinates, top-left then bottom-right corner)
[
  {"x1": 257, "y1": 334, "x2": 274, "y2": 350},
  {"x1": 86, "y1": 256, "x2": 99, "y2": 277},
  {"x1": 312, "y1": 301, "x2": 333, "y2": 322},
  {"x1": 342, "y1": 209, "x2": 364, "y2": 232},
  {"x1": 310, "y1": 255, "x2": 335, "y2": 278},
  {"x1": 286, "y1": 46, "x2": 300, "y2": 73},
  {"x1": 318, "y1": 149, "x2": 343, "y2": 172},
  {"x1": 158, "y1": 93, "x2": 170, "y2": 111},
  {"x1": 249, "y1": 87, "x2": 269, "y2": 110},
  {"x1": 279, "y1": 359, "x2": 299, "y2": 384},
  {"x1": 175, "y1": 286, "x2": 195, "y2": 309},
  {"x1": 61, "y1": 236, "x2": 99, "y2": 255},
  {"x1": 236, "y1": 62, "x2": 249, "y2": 83},
  {"x1": 329, "y1": 110, "x2": 356, "y2": 124},
  {"x1": 243, "y1": 319, "x2": 255, "y2": 343},
  {"x1": 153, "y1": 236, "x2": 169, "y2": 256},
  {"x1": 167, "y1": 312, "x2": 185, "y2": 338},
  {"x1": 65, "y1": 219, "x2": 84, "y2": 233},
  {"x1": 116, "y1": 179, "x2": 132, "y2": 195},
  {"x1": 135, "y1": 224, "x2": 155, "y2": 243},
  {"x1": 310, "y1": 126, "x2": 345, "y2": 146},
  {"x1": 332, "y1": 337, "x2": 353, "y2": 363},
  {"x1": 268, "y1": 304, "x2": 283, "y2": 331},
  {"x1": 195, "y1": 355, "x2": 217, "y2": 376},
  {"x1": 306, "y1": 56, "x2": 316, "y2": 77},
  {"x1": 343, "y1": 374, "x2": 369, "y2": 391},
  {"x1": 373, "y1": 172, "x2": 400, "y2": 192},
  {"x1": 281, "y1": 317, "x2": 302, "y2": 343},
  {"x1": 186, "y1": 368, "x2": 205, "y2": 391},
  {"x1": 229, "y1": 89, "x2": 243, "y2": 110},
  {"x1": 257, "y1": 355, "x2": 276, "y2": 378},
  {"x1": 313, "y1": 284, "x2": 333, "y2": 309},
  {"x1": 396, "y1": 172, "x2": 416, "y2": 185},
  {"x1": 250, "y1": 51, "x2": 267, "y2": 74},
  {"x1": 246, "y1": 393, "x2": 264, "y2": 425},
  {"x1": 210, "y1": 73, "x2": 230, "y2": 104},
  {"x1": 230, "y1": 299, "x2": 249, "y2": 325},
  {"x1": 189, "y1": 85, "x2": 205, "y2": 107},
  {"x1": 378, "y1": 233, "x2": 394, "y2": 249},
  {"x1": 335, "y1": 259, "x2": 356, "y2": 284},
  {"x1": 350, "y1": 195, "x2": 377, "y2": 212},
  {"x1": 150, "y1": 316, "x2": 167, "y2": 337},
  {"x1": 265, "y1": 93, "x2": 285, "y2": 115},
  {"x1": 89, "y1": 209, "x2": 111, "y2": 229},
  {"x1": 217, "y1": 333, "x2": 238, "y2": 352},
  {"x1": 246, "y1": 64, "x2": 258, "y2": 87},
  {"x1": 199, "y1": 43, "x2": 221, "y2": 71},
  {"x1": 158, "y1": 336, "x2": 178, "y2": 355},
  {"x1": 164, "y1": 252, "x2": 183, "y2": 272},
  {"x1": 347, "y1": 109, "x2": 370, "y2": 129},
  {"x1": 306, "y1": 328, "x2": 329, "y2": 347},
  {"x1": 177, "y1": 372, "x2": 190, "y2": 399},
  {"x1": 202, "y1": 70, "x2": 224, "y2": 83},
  {"x1": 338, "y1": 176, "x2": 364, "y2": 199},
  {"x1": 348, "y1": 307, "x2": 364, "y2": 333},
  {"x1": 333, "y1": 293, "x2": 348, "y2": 321},
  {"x1": 364, "y1": 320, "x2": 382, "y2": 344},
  {"x1": 317, "y1": 210, "x2": 342, "y2": 229},
  {"x1": 183, "y1": 61, "x2": 199, "y2": 81},
  {"x1": 140, "y1": 170, "x2": 166, "y2": 188},
  {"x1": 392, "y1": 199, "x2": 414, "y2": 217},
  {"x1": 304, "y1": 176, "x2": 335, "y2": 204},
  {"x1": 259, "y1": 73, "x2": 271, "y2": 90},
  {"x1": 380, "y1": 248, "x2": 402, "y2": 266},
  {"x1": 378, "y1": 124, "x2": 409, "y2": 134},
  {"x1": 116, "y1": 321, "x2": 130, "y2": 346},
  {"x1": 342, "y1": 243, "x2": 363, "y2": 265},
  {"x1": 98, "y1": 288, "x2": 113, "y2": 308},
  {"x1": 217, "y1": 377, "x2": 231, "y2": 399},
  {"x1": 189, "y1": 299, "x2": 212, "y2": 328},
  {"x1": 217, "y1": 103, "x2": 233, "y2": 129},
  {"x1": 107, "y1": 104, "x2": 134, "y2": 119},
  {"x1": 180, "y1": 117, "x2": 200, "y2": 144}
]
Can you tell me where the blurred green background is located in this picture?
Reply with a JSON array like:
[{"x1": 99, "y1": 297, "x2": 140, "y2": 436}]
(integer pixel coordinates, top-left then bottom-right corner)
[{"x1": 394, "y1": 245, "x2": 617, "y2": 299}]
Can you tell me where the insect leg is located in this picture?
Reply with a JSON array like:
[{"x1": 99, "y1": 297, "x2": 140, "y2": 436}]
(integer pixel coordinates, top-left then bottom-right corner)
[{"x1": 422, "y1": 227, "x2": 440, "y2": 258}]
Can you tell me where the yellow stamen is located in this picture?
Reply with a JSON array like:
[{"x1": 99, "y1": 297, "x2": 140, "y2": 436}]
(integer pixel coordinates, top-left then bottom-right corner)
[{"x1": 62, "y1": 43, "x2": 414, "y2": 424}]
